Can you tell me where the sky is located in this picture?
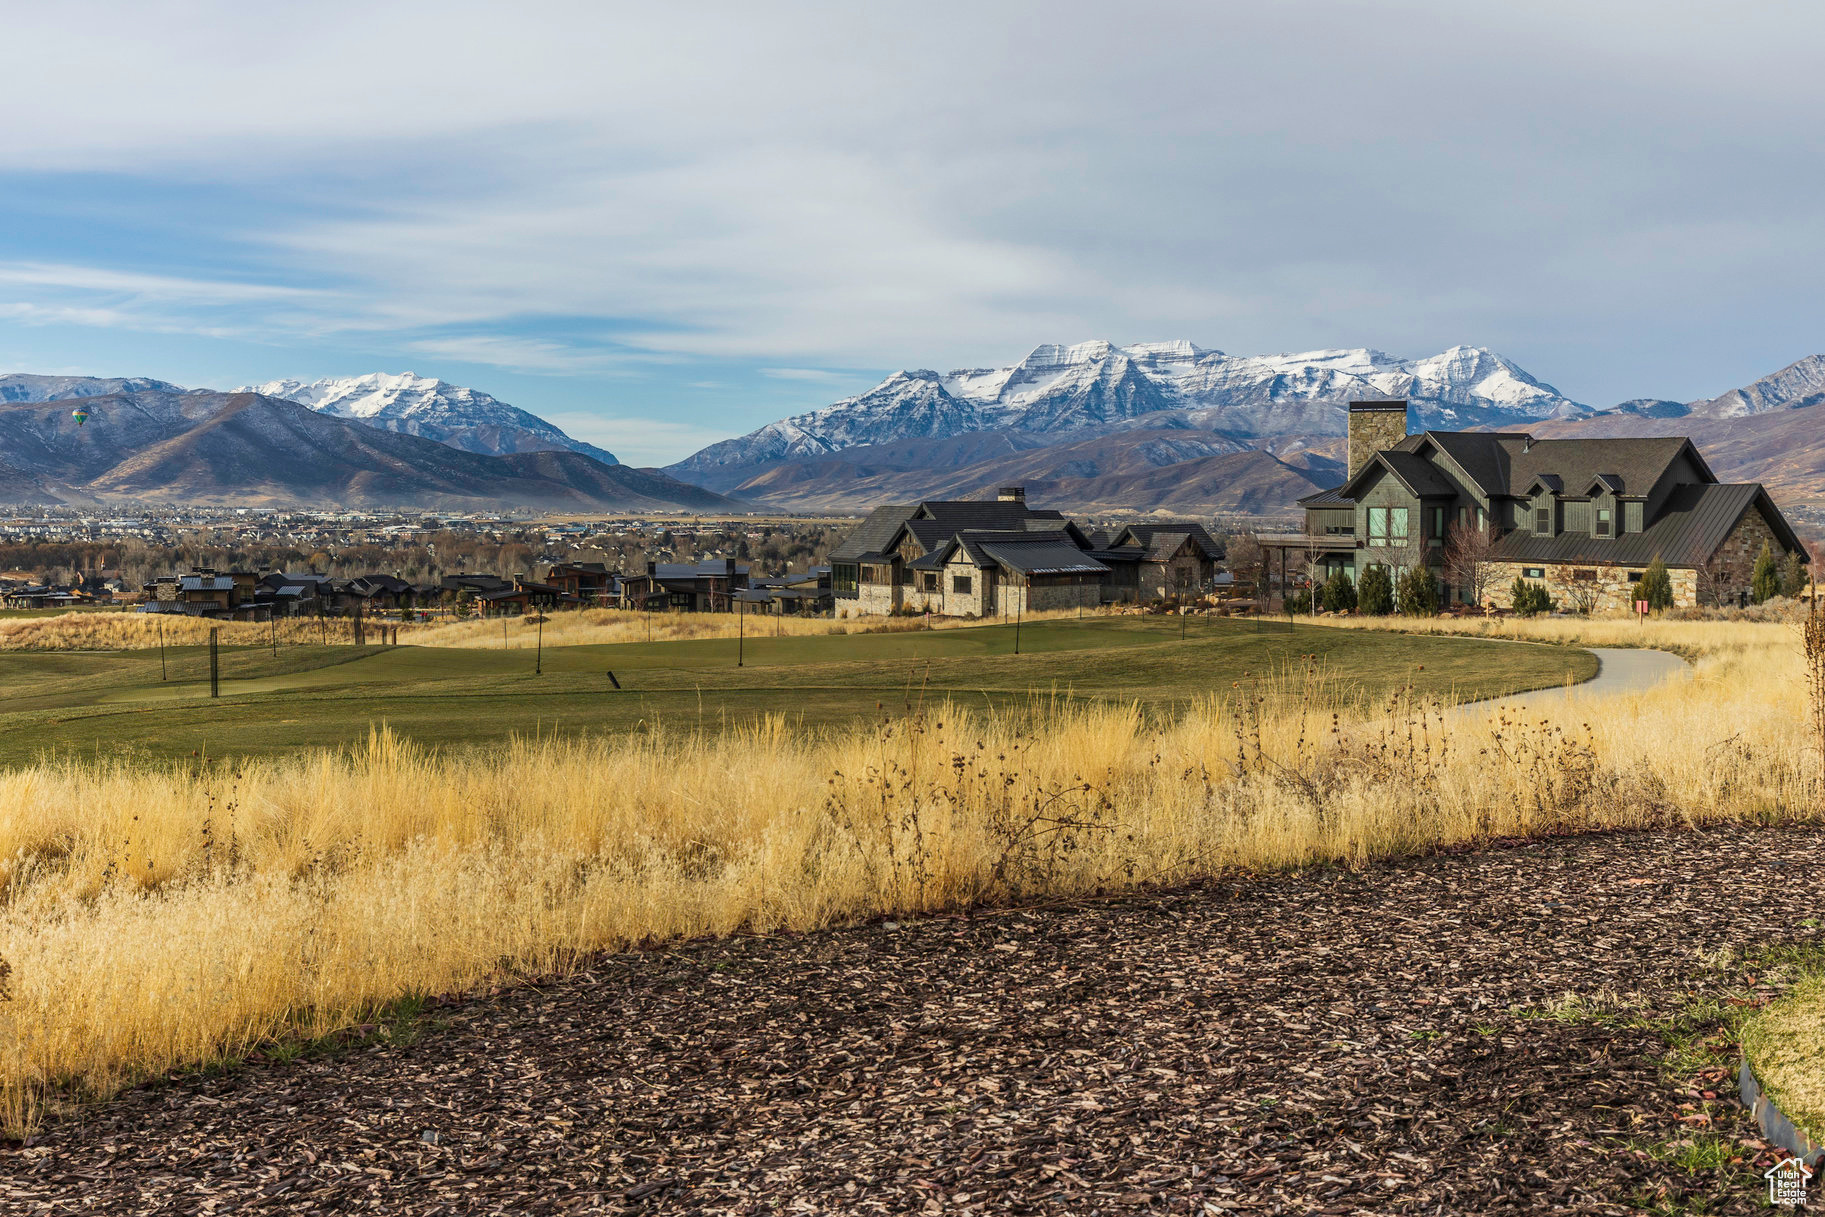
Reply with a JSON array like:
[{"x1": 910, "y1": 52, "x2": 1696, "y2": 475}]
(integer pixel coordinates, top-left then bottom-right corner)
[{"x1": 1, "y1": 0, "x2": 1822, "y2": 465}]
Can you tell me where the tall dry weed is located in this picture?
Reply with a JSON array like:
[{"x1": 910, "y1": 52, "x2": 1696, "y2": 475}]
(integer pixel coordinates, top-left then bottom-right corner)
[{"x1": 0, "y1": 618, "x2": 1817, "y2": 1132}]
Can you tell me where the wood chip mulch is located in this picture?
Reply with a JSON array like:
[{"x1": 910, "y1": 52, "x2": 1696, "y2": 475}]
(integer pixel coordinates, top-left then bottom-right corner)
[{"x1": 6, "y1": 825, "x2": 1822, "y2": 1215}]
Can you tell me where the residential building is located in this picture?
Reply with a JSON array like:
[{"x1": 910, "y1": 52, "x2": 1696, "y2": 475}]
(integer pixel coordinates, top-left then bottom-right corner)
[
  {"x1": 1258, "y1": 400, "x2": 1808, "y2": 611},
  {"x1": 542, "y1": 562, "x2": 615, "y2": 604},
  {"x1": 1095, "y1": 523, "x2": 1224, "y2": 601},
  {"x1": 614, "y1": 559, "x2": 751, "y2": 612},
  {"x1": 830, "y1": 487, "x2": 1096, "y2": 616}
]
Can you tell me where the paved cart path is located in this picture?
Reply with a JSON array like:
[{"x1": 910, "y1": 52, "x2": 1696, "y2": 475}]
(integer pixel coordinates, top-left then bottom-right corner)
[
  {"x1": 7, "y1": 825, "x2": 1818, "y2": 1215},
  {"x1": 1466, "y1": 644, "x2": 1691, "y2": 716}
]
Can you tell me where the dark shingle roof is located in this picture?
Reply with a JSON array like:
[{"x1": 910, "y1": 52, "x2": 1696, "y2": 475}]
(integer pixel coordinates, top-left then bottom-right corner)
[
  {"x1": 828, "y1": 505, "x2": 918, "y2": 562},
  {"x1": 1488, "y1": 483, "x2": 1800, "y2": 568},
  {"x1": 1342, "y1": 450, "x2": 1462, "y2": 499},
  {"x1": 1110, "y1": 522, "x2": 1222, "y2": 561},
  {"x1": 1398, "y1": 431, "x2": 1700, "y2": 500},
  {"x1": 1296, "y1": 487, "x2": 1355, "y2": 508},
  {"x1": 833, "y1": 498, "x2": 1069, "y2": 563}
]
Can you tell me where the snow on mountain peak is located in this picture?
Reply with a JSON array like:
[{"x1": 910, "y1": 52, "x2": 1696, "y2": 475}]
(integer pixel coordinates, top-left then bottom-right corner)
[
  {"x1": 238, "y1": 373, "x2": 618, "y2": 465},
  {"x1": 670, "y1": 340, "x2": 1594, "y2": 477}
]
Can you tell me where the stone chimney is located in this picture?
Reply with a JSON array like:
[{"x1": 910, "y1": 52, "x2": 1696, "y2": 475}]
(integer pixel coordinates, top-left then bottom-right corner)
[
  {"x1": 998, "y1": 486, "x2": 1026, "y2": 504},
  {"x1": 1347, "y1": 400, "x2": 1410, "y2": 479}
]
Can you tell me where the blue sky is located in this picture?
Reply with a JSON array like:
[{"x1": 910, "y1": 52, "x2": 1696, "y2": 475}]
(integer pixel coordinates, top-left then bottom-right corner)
[{"x1": 2, "y1": 1, "x2": 1822, "y2": 465}]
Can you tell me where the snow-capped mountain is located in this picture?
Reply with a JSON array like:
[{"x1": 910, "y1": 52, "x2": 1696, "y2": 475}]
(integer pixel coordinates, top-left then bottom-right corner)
[
  {"x1": 0, "y1": 373, "x2": 187, "y2": 403},
  {"x1": 669, "y1": 341, "x2": 1589, "y2": 485},
  {"x1": 1683, "y1": 354, "x2": 1825, "y2": 419},
  {"x1": 239, "y1": 372, "x2": 618, "y2": 466}
]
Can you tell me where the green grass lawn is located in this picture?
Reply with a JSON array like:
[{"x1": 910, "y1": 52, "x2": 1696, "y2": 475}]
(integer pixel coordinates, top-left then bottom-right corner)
[{"x1": 0, "y1": 615, "x2": 1599, "y2": 767}]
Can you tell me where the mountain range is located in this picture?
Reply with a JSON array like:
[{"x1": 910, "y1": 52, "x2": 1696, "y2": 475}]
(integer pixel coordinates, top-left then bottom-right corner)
[
  {"x1": 4, "y1": 347, "x2": 1822, "y2": 518},
  {"x1": 237, "y1": 372, "x2": 621, "y2": 466},
  {"x1": 0, "y1": 386, "x2": 736, "y2": 511},
  {"x1": 665, "y1": 344, "x2": 1825, "y2": 517}
]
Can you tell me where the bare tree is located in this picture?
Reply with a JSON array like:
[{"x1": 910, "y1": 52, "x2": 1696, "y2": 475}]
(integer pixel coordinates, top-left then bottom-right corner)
[
  {"x1": 1226, "y1": 533, "x2": 1264, "y2": 602},
  {"x1": 1442, "y1": 522, "x2": 1500, "y2": 609},
  {"x1": 1563, "y1": 573, "x2": 1602, "y2": 615}
]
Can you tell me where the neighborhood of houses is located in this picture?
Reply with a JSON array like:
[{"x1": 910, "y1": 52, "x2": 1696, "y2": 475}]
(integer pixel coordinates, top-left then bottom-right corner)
[{"x1": 1, "y1": 400, "x2": 1814, "y2": 620}]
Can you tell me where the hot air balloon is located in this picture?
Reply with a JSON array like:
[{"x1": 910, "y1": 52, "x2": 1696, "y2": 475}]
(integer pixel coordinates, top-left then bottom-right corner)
[{"x1": 71, "y1": 407, "x2": 90, "y2": 427}]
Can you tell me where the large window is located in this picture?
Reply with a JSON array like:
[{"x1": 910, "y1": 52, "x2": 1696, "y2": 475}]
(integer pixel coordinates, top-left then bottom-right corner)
[
  {"x1": 952, "y1": 574, "x2": 972, "y2": 595},
  {"x1": 1366, "y1": 506, "x2": 1410, "y2": 546},
  {"x1": 1430, "y1": 506, "x2": 1445, "y2": 544},
  {"x1": 832, "y1": 563, "x2": 859, "y2": 598}
]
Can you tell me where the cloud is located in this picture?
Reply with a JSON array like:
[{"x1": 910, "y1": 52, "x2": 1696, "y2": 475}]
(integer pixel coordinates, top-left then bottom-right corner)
[{"x1": 1, "y1": 0, "x2": 1823, "y2": 415}]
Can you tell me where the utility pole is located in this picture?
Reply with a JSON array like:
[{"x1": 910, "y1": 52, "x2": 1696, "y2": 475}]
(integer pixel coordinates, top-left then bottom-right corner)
[
  {"x1": 158, "y1": 618, "x2": 167, "y2": 681},
  {"x1": 535, "y1": 610, "x2": 543, "y2": 675},
  {"x1": 1014, "y1": 590, "x2": 1022, "y2": 655},
  {"x1": 270, "y1": 613, "x2": 277, "y2": 657},
  {"x1": 737, "y1": 596, "x2": 745, "y2": 667},
  {"x1": 209, "y1": 627, "x2": 219, "y2": 699}
]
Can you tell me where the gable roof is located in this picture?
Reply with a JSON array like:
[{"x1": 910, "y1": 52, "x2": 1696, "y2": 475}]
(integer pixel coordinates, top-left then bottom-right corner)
[
  {"x1": 911, "y1": 500, "x2": 1066, "y2": 529},
  {"x1": 1109, "y1": 521, "x2": 1222, "y2": 561},
  {"x1": 1340, "y1": 450, "x2": 1462, "y2": 500},
  {"x1": 828, "y1": 504, "x2": 918, "y2": 562},
  {"x1": 1395, "y1": 431, "x2": 1704, "y2": 499},
  {"x1": 1488, "y1": 483, "x2": 1802, "y2": 568}
]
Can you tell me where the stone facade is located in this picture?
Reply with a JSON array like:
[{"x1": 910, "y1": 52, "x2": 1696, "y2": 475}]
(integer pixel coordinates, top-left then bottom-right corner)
[
  {"x1": 1699, "y1": 505, "x2": 1783, "y2": 607},
  {"x1": 1011, "y1": 574, "x2": 1103, "y2": 615},
  {"x1": 1139, "y1": 543, "x2": 1211, "y2": 600},
  {"x1": 1347, "y1": 403, "x2": 1410, "y2": 478},
  {"x1": 1488, "y1": 561, "x2": 1698, "y2": 613},
  {"x1": 1486, "y1": 503, "x2": 1787, "y2": 613}
]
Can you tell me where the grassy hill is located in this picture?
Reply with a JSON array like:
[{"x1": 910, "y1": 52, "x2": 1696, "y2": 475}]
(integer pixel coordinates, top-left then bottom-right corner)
[{"x1": 0, "y1": 615, "x2": 1596, "y2": 766}]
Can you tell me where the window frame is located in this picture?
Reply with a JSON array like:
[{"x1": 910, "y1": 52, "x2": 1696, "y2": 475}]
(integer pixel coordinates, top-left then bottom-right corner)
[{"x1": 951, "y1": 573, "x2": 972, "y2": 595}]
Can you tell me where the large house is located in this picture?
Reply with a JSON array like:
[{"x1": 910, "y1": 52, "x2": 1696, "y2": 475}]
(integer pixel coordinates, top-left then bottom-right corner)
[
  {"x1": 618, "y1": 559, "x2": 751, "y2": 613},
  {"x1": 829, "y1": 487, "x2": 1223, "y2": 616},
  {"x1": 1258, "y1": 400, "x2": 1808, "y2": 611}
]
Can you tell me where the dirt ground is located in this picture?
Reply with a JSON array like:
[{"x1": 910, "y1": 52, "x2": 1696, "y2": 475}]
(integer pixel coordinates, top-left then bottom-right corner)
[{"x1": 6, "y1": 825, "x2": 1821, "y2": 1215}]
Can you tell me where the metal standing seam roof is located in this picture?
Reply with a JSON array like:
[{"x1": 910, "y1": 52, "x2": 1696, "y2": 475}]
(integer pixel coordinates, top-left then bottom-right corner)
[
  {"x1": 177, "y1": 575, "x2": 234, "y2": 592},
  {"x1": 1487, "y1": 483, "x2": 1794, "y2": 568},
  {"x1": 974, "y1": 539, "x2": 1110, "y2": 576}
]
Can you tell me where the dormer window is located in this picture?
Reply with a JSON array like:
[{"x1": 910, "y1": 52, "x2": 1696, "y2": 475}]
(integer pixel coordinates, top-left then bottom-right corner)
[
  {"x1": 1595, "y1": 507, "x2": 1612, "y2": 538},
  {"x1": 1534, "y1": 507, "x2": 1551, "y2": 533}
]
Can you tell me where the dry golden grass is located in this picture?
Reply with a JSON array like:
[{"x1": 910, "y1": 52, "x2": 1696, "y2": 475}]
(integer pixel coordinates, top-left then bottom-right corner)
[
  {"x1": 1318, "y1": 610, "x2": 1793, "y2": 662},
  {"x1": 0, "y1": 612, "x2": 375, "y2": 651},
  {"x1": 402, "y1": 605, "x2": 1109, "y2": 649},
  {"x1": 1743, "y1": 977, "x2": 1825, "y2": 1146},
  {"x1": 0, "y1": 616, "x2": 1817, "y2": 1133},
  {"x1": 0, "y1": 605, "x2": 1119, "y2": 652}
]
